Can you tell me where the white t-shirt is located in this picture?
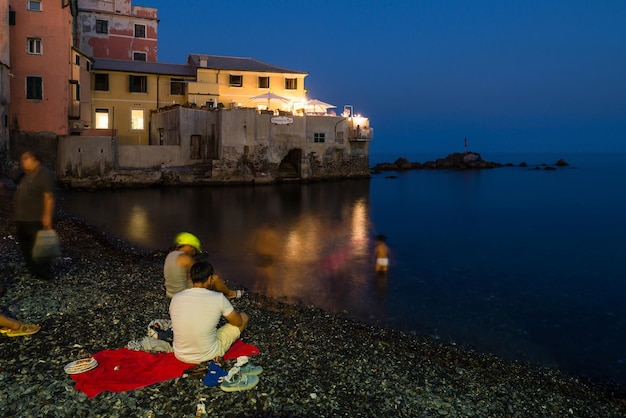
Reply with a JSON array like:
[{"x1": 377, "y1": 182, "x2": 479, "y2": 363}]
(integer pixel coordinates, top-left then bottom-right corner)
[{"x1": 169, "y1": 287, "x2": 234, "y2": 363}]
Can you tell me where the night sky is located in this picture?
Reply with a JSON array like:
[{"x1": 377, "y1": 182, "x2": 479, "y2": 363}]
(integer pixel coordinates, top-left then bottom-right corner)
[{"x1": 148, "y1": 0, "x2": 626, "y2": 154}]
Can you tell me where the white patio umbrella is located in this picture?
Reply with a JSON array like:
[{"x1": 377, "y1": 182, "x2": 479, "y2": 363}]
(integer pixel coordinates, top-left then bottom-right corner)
[
  {"x1": 249, "y1": 92, "x2": 290, "y2": 109},
  {"x1": 305, "y1": 98, "x2": 336, "y2": 114}
]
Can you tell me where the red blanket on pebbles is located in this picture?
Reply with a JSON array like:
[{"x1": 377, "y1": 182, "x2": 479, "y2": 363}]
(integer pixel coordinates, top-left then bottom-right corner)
[{"x1": 71, "y1": 340, "x2": 260, "y2": 398}]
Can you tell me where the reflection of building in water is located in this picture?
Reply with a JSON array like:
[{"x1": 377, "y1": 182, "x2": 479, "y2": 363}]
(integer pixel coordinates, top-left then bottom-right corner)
[
  {"x1": 126, "y1": 204, "x2": 150, "y2": 245},
  {"x1": 252, "y1": 222, "x2": 281, "y2": 296},
  {"x1": 274, "y1": 194, "x2": 371, "y2": 306},
  {"x1": 63, "y1": 179, "x2": 373, "y2": 312},
  {"x1": 350, "y1": 198, "x2": 369, "y2": 258}
]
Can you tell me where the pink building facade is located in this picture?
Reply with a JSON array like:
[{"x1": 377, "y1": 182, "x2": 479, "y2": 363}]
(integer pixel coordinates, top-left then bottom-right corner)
[
  {"x1": 76, "y1": 0, "x2": 158, "y2": 62},
  {"x1": 8, "y1": 0, "x2": 92, "y2": 160},
  {"x1": 0, "y1": 0, "x2": 10, "y2": 163}
]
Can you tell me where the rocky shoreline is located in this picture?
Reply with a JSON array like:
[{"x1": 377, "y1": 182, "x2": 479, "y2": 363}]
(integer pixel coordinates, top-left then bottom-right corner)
[{"x1": 1, "y1": 188, "x2": 625, "y2": 417}]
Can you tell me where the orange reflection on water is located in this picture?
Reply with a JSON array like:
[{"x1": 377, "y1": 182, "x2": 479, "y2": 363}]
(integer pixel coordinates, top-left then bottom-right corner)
[
  {"x1": 350, "y1": 198, "x2": 369, "y2": 258},
  {"x1": 126, "y1": 205, "x2": 150, "y2": 245}
]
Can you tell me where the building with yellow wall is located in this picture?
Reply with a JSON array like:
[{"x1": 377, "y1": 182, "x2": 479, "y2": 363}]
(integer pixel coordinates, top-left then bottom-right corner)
[
  {"x1": 91, "y1": 54, "x2": 309, "y2": 145},
  {"x1": 90, "y1": 59, "x2": 195, "y2": 145},
  {"x1": 187, "y1": 54, "x2": 308, "y2": 113}
]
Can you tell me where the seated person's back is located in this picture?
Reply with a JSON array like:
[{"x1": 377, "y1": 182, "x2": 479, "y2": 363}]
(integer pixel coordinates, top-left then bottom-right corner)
[{"x1": 169, "y1": 261, "x2": 249, "y2": 364}]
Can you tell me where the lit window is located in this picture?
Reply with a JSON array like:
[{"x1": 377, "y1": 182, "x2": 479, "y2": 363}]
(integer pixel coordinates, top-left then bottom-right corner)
[
  {"x1": 131, "y1": 109, "x2": 144, "y2": 130},
  {"x1": 133, "y1": 52, "x2": 147, "y2": 61},
  {"x1": 27, "y1": 38, "x2": 42, "y2": 54},
  {"x1": 170, "y1": 78, "x2": 185, "y2": 95},
  {"x1": 229, "y1": 75, "x2": 242, "y2": 87},
  {"x1": 129, "y1": 75, "x2": 147, "y2": 93},
  {"x1": 96, "y1": 20, "x2": 108, "y2": 34},
  {"x1": 26, "y1": 76, "x2": 43, "y2": 100},
  {"x1": 27, "y1": 1, "x2": 42, "y2": 11},
  {"x1": 258, "y1": 76, "x2": 269, "y2": 89},
  {"x1": 135, "y1": 24, "x2": 146, "y2": 38},
  {"x1": 285, "y1": 78, "x2": 297, "y2": 90},
  {"x1": 313, "y1": 133, "x2": 325, "y2": 143},
  {"x1": 95, "y1": 108, "x2": 109, "y2": 129},
  {"x1": 94, "y1": 73, "x2": 109, "y2": 91}
]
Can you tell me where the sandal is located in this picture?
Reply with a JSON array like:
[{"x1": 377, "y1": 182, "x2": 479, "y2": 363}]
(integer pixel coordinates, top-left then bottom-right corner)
[
  {"x1": 6, "y1": 323, "x2": 40, "y2": 337},
  {"x1": 219, "y1": 370, "x2": 259, "y2": 392},
  {"x1": 0, "y1": 327, "x2": 10, "y2": 333},
  {"x1": 231, "y1": 289, "x2": 245, "y2": 299}
]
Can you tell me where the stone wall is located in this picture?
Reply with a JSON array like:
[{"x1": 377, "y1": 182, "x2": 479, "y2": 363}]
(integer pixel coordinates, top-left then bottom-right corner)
[
  {"x1": 309, "y1": 149, "x2": 370, "y2": 179},
  {"x1": 50, "y1": 108, "x2": 371, "y2": 188}
]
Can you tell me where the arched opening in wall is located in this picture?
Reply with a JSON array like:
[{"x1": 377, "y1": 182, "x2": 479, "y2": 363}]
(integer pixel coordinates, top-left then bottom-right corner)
[{"x1": 278, "y1": 149, "x2": 302, "y2": 179}]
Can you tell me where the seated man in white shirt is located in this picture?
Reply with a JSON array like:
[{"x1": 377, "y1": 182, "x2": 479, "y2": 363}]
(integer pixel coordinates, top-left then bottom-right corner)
[{"x1": 169, "y1": 261, "x2": 249, "y2": 364}]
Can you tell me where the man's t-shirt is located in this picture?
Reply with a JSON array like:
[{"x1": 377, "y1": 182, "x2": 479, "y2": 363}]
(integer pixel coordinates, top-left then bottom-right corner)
[
  {"x1": 15, "y1": 166, "x2": 55, "y2": 222},
  {"x1": 163, "y1": 250, "x2": 189, "y2": 298},
  {"x1": 169, "y1": 287, "x2": 234, "y2": 363}
]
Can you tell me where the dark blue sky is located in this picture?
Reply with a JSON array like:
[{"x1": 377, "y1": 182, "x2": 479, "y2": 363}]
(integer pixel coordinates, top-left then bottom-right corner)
[{"x1": 148, "y1": 0, "x2": 626, "y2": 154}]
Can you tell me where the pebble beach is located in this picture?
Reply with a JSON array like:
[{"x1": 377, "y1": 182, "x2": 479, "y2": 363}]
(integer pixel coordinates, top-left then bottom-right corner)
[{"x1": 1, "y1": 188, "x2": 626, "y2": 417}]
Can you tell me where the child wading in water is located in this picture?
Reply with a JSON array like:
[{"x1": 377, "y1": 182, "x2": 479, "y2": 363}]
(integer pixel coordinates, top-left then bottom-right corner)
[{"x1": 373, "y1": 234, "x2": 391, "y2": 275}]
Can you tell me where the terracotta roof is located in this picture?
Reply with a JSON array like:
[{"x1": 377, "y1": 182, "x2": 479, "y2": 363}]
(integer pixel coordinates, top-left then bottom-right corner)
[
  {"x1": 187, "y1": 54, "x2": 307, "y2": 75},
  {"x1": 91, "y1": 59, "x2": 196, "y2": 77}
]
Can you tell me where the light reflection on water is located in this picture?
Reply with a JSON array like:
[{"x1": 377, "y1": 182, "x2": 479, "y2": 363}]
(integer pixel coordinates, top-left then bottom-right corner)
[{"x1": 60, "y1": 180, "x2": 379, "y2": 320}]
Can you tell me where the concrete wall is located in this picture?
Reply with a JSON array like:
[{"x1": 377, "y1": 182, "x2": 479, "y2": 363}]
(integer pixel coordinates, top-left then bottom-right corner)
[{"x1": 56, "y1": 135, "x2": 114, "y2": 178}]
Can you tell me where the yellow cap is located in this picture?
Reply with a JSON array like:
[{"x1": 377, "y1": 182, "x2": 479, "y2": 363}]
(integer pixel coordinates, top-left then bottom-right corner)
[{"x1": 174, "y1": 232, "x2": 202, "y2": 252}]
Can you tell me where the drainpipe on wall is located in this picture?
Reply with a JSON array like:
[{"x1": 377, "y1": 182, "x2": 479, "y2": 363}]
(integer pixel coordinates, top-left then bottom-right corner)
[
  {"x1": 334, "y1": 118, "x2": 347, "y2": 144},
  {"x1": 154, "y1": 74, "x2": 160, "y2": 145},
  {"x1": 67, "y1": 0, "x2": 79, "y2": 48},
  {"x1": 111, "y1": 106, "x2": 118, "y2": 168}
]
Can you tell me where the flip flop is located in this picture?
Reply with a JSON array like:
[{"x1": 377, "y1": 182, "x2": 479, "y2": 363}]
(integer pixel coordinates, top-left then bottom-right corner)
[
  {"x1": 0, "y1": 327, "x2": 10, "y2": 333},
  {"x1": 5, "y1": 323, "x2": 40, "y2": 337},
  {"x1": 229, "y1": 289, "x2": 245, "y2": 299}
]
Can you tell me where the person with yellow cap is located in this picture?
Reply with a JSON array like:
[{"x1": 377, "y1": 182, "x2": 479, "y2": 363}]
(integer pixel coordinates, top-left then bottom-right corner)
[{"x1": 163, "y1": 232, "x2": 244, "y2": 299}]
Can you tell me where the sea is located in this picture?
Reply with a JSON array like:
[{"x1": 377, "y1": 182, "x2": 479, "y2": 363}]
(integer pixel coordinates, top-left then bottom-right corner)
[{"x1": 59, "y1": 151, "x2": 626, "y2": 387}]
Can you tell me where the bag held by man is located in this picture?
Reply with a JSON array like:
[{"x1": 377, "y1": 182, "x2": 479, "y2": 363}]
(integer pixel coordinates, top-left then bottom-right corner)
[{"x1": 32, "y1": 229, "x2": 61, "y2": 259}]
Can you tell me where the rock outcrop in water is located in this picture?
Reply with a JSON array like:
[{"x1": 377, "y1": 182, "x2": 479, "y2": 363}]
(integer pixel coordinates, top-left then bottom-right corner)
[
  {"x1": 372, "y1": 152, "x2": 503, "y2": 173},
  {"x1": 372, "y1": 153, "x2": 572, "y2": 174}
]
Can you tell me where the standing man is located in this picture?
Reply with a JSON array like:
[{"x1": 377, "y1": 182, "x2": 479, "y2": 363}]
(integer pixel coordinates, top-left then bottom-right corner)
[{"x1": 14, "y1": 151, "x2": 56, "y2": 280}]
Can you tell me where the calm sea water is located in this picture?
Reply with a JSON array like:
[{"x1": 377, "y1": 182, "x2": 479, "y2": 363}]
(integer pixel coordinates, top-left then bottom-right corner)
[{"x1": 60, "y1": 152, "x2": 626, "y2": 386}]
